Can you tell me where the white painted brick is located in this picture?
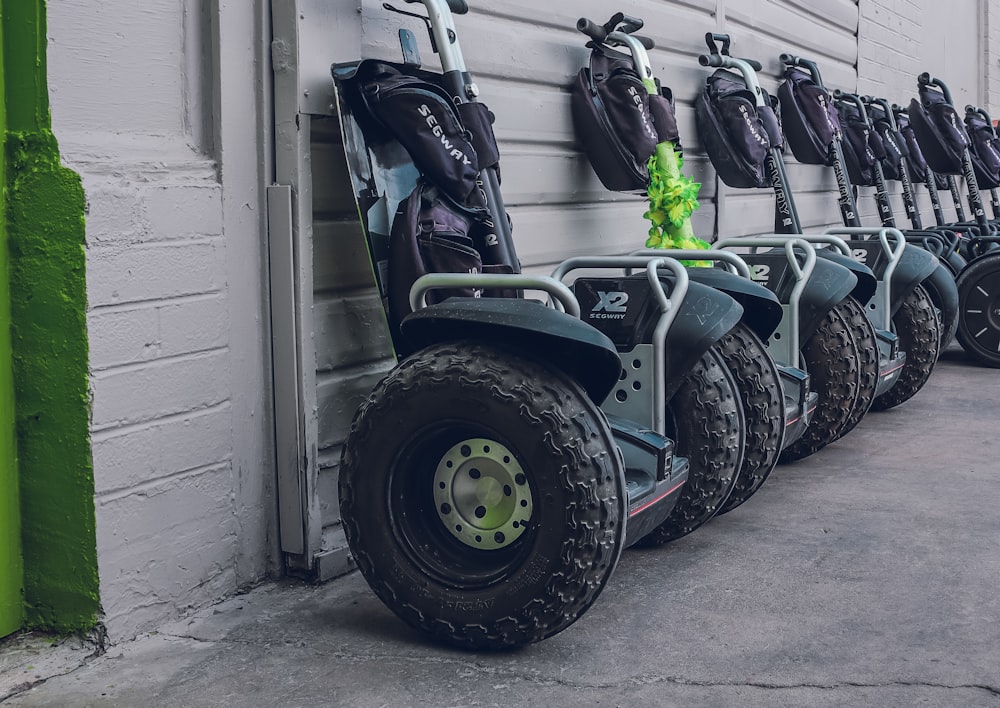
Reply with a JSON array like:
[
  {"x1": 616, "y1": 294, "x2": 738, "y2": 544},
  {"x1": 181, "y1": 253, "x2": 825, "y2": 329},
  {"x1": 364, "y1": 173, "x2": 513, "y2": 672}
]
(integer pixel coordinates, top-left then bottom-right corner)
[
  {"x1": 95, "y1": 464, "x2": 238, "y2": 640},
  {"x1": 142, "y1": 183, "x2": 223, "y2": 239},
  {"x1": 87, "y1": 307, "x2": 160, "y2": 370},
  {"x1": 91, "y1": 349, "x2": 231, "y2": 428},
  {"x1": 88, "y1": 295, "x2": 229, "y2": 370},
  {"x1": 81, "y1": 177, "x2": 145, "y2": 242},
  {"x1": 47, "y1": 1, "x2": 185, "y2": 137},
  {"x1": 87, "y1": 239, "x2": 226, "y2": 307},
  {"x1": 158, "y1": 295, "x2": 229, "y2": 355},
  {"x1": 92, "y1": 404, "x2": 233, "y2": 495}
]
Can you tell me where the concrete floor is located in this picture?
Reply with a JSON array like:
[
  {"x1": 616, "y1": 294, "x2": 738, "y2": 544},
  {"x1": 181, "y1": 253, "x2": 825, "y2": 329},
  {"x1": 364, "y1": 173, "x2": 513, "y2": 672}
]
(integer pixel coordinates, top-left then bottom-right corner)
[{"x1": 3, "y1": 345, "x2": 999, "y2": 707}]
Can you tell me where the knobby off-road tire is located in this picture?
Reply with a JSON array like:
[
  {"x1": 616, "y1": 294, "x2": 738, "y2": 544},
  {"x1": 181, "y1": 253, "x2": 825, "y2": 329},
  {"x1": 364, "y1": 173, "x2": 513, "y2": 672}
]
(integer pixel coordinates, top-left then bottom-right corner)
[
  {"x1": 872, "y1": 284, "x2": 941, "y2": 410},
  {"x1": 955, "y1": 255, "x2": 1000, "y2": 368},
  {"x1": 832, "y1": 297, "x2": 878, "y2": 440},
  {"x1": 339, "y1": 341, "x2": 627, "y2": 650},
  {"x1": 637, "y1": 345, "x2": 744, "y2": 545},
  {"x1": 715, "y1": 323, "x2": 785, "y2": 516},
  {"x1": 779, "y1": 303, "x2": 861, "y2": 464}
]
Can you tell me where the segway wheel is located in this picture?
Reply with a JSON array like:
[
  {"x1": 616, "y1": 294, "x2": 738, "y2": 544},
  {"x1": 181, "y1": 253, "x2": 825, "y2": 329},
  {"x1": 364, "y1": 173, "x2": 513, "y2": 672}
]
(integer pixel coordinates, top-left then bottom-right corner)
[
  {"x1": 637, "y1": 344, "x2": 744, "y2": 545},
  {"x1": 715, "y1": 323, "x2": 784, "y2": 515},
  {"x1": 955, "y1": 254, "x2": 1000, "y2": 368},
  {"x1": 871, "y1": 284, "x2": 941, "y2": 410},
  {"x1": 339, "y1": 341, "x2": 627, "y2": 649},
  {"x1": 779, "y1": 303, "x2": 860, "y2": 464},
  {"x1": 921, "y1": 262, "x2": 960, "y2": 351},
  {"x1": 831, "y1": 297, "x2": 878, "y2": 438}
]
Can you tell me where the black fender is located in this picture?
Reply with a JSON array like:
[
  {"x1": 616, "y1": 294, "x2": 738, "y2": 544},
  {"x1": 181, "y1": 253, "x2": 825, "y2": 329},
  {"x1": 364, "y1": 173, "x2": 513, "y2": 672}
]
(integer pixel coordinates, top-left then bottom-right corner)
[
  {"x1": 572, "y1": 276, "x2": 744, "y2": 400},
  {"x1": 890, "y1": 244, "x2": 940, "y2": 315},
  {"x1": 831, "y1": 239, "x2": 941, "y2": 315},
  {"x1": 798, "y1": 257, "x2": 859, "y2": 339},
  {"x1": 904, "y1": 229, "x2": 967, "y2": 275},
  {"x1": 920, "y1": 261, "x2": 960, "y2": 344},
  {"x1": 741, "y1": 252, "x2": 858, "y2": 340},
  {"x1": 686, "y1": 267, "x2": 783, "y2": 341},
  {"x1": 400, "y1": 298, "x2": 622, "y2": 405},
  {"x1": 814, "y1": 250, "x2": 878, "y2": 306}
]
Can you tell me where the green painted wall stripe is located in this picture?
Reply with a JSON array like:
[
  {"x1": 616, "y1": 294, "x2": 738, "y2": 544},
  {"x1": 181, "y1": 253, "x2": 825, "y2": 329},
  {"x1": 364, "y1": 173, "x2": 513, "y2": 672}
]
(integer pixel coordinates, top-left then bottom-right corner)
[
  {"x1": 0, "y1": 0, "x2": 26, "y2": 640},
  {"x1": 4, "y1": 0, "x2": 97, "y2": 633}
]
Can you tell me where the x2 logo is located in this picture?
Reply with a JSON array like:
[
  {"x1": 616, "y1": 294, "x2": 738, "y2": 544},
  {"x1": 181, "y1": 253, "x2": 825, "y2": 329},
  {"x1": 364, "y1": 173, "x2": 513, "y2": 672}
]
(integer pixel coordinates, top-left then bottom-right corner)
[
  {"x1": 590, "y1": 291, "x2": 629, "y2": 319},
  {"x1": 750, "y1": 264, "x2": 771, "y2": 284}
]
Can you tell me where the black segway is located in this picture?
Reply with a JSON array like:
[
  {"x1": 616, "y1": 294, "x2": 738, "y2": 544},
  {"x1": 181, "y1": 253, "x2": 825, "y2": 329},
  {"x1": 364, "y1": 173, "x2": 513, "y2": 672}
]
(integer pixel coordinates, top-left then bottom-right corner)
[
  {"x1": 329, "y1": 0, "x2": 750, "y2": 649},
  {"x1": 774, "y1": 71, "x2": 943, "y2": 408},
  {"x1": 907, "y1": 74, "x2": 1000, "y2": 367},
  {"x1": 772, "y1": 55, "x2": 945, "y2": 411},
  {"x1": 695, "y1": 34, "x2": 883, "y2": 462},
  {"x1": 570, "y1": 15, "x2": 797, "y2": 516}
]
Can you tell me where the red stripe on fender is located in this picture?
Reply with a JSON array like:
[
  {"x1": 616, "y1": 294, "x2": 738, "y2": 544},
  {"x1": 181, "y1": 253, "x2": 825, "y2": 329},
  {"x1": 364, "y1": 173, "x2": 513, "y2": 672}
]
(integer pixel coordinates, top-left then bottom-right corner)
[{"x1": 629, "y1": 480, "x2": 685, "y2": 518}]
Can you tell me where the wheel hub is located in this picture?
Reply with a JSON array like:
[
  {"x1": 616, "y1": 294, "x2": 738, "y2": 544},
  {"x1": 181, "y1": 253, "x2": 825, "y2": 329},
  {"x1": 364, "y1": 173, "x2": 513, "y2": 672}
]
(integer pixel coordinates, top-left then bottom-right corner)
[
  {"x1": 433, "y1": 438, "x2": 533, "y2": 550},
  {"x1": 965, "y1": 275, "x2": 1000, "y2": 349}
]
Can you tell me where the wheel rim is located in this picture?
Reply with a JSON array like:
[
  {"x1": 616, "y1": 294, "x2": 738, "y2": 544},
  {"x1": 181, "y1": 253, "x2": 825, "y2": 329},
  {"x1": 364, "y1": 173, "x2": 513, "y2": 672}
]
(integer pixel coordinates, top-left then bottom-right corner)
[
  {"x1": 963, "y1": 271, "x2": 1000, "y2": 353},
  {"x1": 388, "y1": 422, "x2": 538, "y2": 589},
  {"x1": 433, "y1": 438, "x2": 533, "y2": 550}
]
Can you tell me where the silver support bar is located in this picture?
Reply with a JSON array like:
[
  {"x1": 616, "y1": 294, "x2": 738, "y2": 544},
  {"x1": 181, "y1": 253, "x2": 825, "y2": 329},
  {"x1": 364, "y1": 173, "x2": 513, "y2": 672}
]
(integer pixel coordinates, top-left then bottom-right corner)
[
  {"x1": 550, "y1": 256, "x2": 689, "y2": 435},
  {"x1": 629, "y1": 248, "x2": 753, "y2": 279},
  {"x1": 416, "y1": 0, "x2": 467, "y2": 74},
  {"x1": 713, "y1": 237, "x2": 817, "y2": 369},
  {"x1": 825, "y1": 226, "x2": 908, "y2": 331},
  {"x1": 409, "y1": 273, "x2": 581, "y2": 318}
]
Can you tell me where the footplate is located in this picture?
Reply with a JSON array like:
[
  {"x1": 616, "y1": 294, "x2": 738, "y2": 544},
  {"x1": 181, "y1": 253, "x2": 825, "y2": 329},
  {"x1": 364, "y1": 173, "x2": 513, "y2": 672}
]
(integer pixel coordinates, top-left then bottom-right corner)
[
  {"x1": 608, "y1": 415, "x2": 689, "y2": 547},
  {"x1": 874, "y1": 328, "x2": 907, "y2": 396},
  {"x1": 778, "y1": 364, "x2": 816, "y2": 448}
]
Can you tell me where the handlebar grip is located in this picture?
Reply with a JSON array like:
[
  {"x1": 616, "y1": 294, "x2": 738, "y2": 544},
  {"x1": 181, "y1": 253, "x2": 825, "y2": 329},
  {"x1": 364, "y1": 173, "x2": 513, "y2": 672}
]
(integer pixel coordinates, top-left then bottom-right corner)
[
  {"x1": 635, "y1": 34, "x2": 655, "y2": 50},
  {"x1": 918, "y1": 72, "x2": 931, "y2": 86},
  {"x1": 779, "y1": 52, "x2": 797, "y2": 65},
  {"x1": 698, "y1": 54, "x2": 762, "y2": 72},
  {"x1": 619, "y1": 14, "x2": 644, "y2": 32},
  {"x1": 576, "y1": 17, "x2": 606, "y2": 42},
  {"x1": 403, "y1": 0, "x2": 468, "y2": 13}
]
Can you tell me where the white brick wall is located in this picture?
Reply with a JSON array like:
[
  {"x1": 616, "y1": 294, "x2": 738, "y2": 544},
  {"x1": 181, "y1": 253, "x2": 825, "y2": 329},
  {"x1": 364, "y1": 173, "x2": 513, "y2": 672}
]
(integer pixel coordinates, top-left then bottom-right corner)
[
  {"x1": 47, "y1": 0, "x2": 275, "y2": 641},
  {"x1": 987, "y1": 0, "x2": 1000, "y2": 118}
]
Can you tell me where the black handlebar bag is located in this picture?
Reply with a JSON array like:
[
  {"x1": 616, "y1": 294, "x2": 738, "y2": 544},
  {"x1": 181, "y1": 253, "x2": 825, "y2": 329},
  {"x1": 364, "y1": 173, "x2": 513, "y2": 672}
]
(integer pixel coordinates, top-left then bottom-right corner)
[
  {"x1": 836, "y1": 101, "x2": 882, "y2": 187},
  {"x1": 777, "y1": 67, "x2": 839, "y2": 166},
  {"x1": 357, "y1": 61, "x2": 500, "y2": 205},
  {"x1": 867, "y1": 103, "x2": 908, "y2": 181},
  {"x1": 896, "y1": 111, "x2": 937, "y2": 185},
  {"x1": 571, "y1": 48, "x2": 680, "y2": 192},
  {"x1": 906, "y1": 85, "x2": 970, "y2": 176},
  {"x1": 964, "y1": 112, "x2": 1000, "y2": 189},
  {"x1": 342, "y1": 60, "x2": 515, "y2": 353},
  {"x1": 696, "y1": 69, "x2": 780, "y2": 188}
]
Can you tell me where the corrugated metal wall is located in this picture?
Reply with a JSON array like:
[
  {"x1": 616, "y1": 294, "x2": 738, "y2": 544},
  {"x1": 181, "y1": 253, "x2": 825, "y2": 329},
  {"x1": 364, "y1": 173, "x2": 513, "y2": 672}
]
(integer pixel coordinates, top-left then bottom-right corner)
[{"x1": 296, "y1": 0, "x2": 862, "y2": 567}]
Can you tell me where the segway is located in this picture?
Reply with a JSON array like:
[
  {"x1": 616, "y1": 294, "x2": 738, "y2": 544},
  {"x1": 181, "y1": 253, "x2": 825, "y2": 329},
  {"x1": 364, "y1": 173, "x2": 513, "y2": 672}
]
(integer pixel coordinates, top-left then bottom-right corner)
[
  {"x1": 695, "y1": 34, "x2": 883, "y2": 462},
  {"x1": 767, "y1": 59, "x2": 943, "y2": 411},
  {"x1": 907, "y1": 73, "x2": 1000, "y2": 367},
  {"x1": 571, "y1": 15, "x2": 797, "y2": 515},
  {"x1": 330, "y1": 0, "x2": 749, "y2": 649}
]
